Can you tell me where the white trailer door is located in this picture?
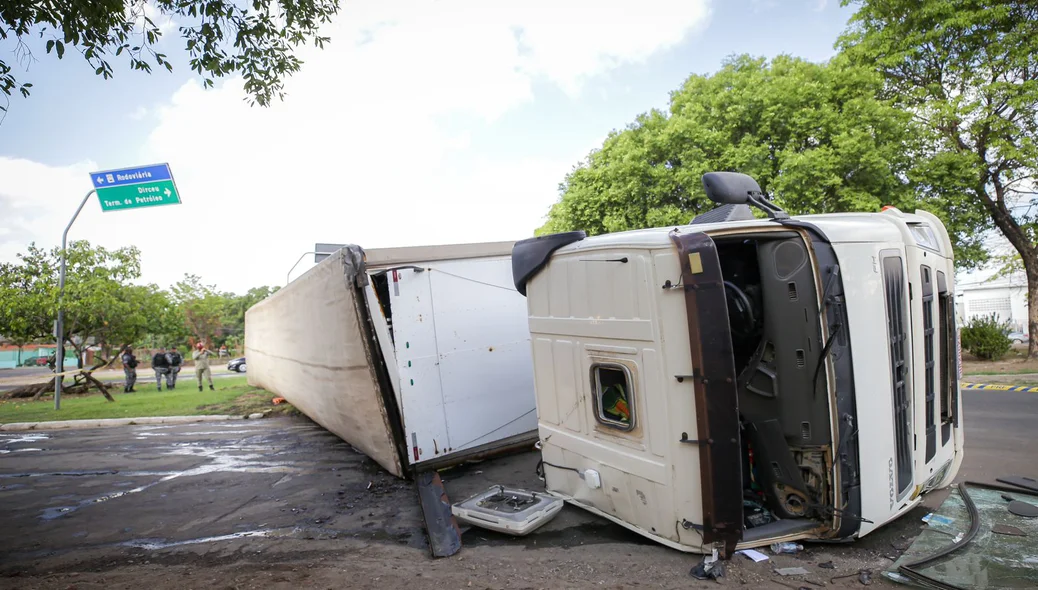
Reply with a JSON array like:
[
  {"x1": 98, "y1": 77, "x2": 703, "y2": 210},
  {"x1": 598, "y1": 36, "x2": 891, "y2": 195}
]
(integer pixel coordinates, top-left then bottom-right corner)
[
  {"x1": 389, "y1": 257, "x2": 536, "y2": 466},
  {"x1": 389, "y1": 267, "x2": 451, "y2": 464},
  {"x1": 427, "y1": 258, "x2": 536, "y2": 455}
]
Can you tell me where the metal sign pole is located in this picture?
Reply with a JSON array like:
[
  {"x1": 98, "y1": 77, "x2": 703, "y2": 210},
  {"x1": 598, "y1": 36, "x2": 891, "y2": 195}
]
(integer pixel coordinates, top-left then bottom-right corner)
[{"x1": 54, "y1": 189, "x2": 96, "y2": 410}]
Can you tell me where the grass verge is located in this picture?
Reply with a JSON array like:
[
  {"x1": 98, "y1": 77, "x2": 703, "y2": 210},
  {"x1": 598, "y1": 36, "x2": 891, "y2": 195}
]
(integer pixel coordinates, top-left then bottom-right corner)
[{"x1": 0, "y1": 376, "x2": 297, "y2": 423}]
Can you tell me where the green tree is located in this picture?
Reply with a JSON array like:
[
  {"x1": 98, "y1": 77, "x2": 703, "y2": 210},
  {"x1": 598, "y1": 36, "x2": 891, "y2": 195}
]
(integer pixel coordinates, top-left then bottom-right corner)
[
  {"x1": 840, "y1": 0, "x2": 1038, "y2": 358},
  {"x1": 0, "y1": 241, "x2": 177, "y2": 367},
  {"x1": 539, "y1": 55, "x2": 987, "y2": 265},
  {"x1": 223, "y1": 285, "x2": 279, "y2": 336},
  {"x1": 170, "y1": 274, "x2": 226, "y2": 346},
  {"x1": 0, "y1": 245, "x2": 56, "y2": 350},
  {"x1": 1, "y1": 0, "x2": 339, "y2": 114}
]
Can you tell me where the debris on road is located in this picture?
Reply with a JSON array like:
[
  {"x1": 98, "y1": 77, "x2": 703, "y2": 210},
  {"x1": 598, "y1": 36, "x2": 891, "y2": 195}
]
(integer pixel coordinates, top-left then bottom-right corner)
[
  {"x1": 774, "y1": 567, "x2": 810, "y2": 576},
  {"x1": 998, "y1": 475, "x2": 1038, "y2": 493},
  {"x1": 886, "y1": 483, "x2": 1038, "y2": 588},
  {"x1": 1009, "y1": 499, "x2": 1038, "y2": 517},
  {"x1": 770, "y1": 541, "x2": 804, "y2": 555},
  {"x1": 452, "y1": 485, "x2": 562, "y2": 536},
  {"x1": 690, "y1": 551, "x2": 726, "y2": 580},
  {"x1": 920, "y1": 513, "x2": 955, "y2": 526},
  {"x1": 736, "y1": 548, "x2": 769, "y2": 562},
  {"x1": 992, "y1": 524, "x2": 1027, "y2": 536}
]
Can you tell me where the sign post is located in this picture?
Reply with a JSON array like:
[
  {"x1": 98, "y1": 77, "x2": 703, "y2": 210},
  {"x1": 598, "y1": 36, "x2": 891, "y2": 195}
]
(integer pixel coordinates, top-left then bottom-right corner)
[{"x1": 54, "y1": 163, "x2": 181, "y2": 409}]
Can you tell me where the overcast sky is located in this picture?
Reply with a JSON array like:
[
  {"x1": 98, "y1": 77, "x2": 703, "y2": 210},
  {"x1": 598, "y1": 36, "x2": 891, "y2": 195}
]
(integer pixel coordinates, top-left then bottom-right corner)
[{"x1": 0, "y1": 0, "x2": 853, "y2": 293}]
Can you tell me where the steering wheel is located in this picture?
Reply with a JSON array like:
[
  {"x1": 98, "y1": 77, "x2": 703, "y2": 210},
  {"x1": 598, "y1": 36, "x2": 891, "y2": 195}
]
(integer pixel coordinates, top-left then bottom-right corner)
[{"x1": 724, "y1": 281, "x2": 757, "y2": 338}]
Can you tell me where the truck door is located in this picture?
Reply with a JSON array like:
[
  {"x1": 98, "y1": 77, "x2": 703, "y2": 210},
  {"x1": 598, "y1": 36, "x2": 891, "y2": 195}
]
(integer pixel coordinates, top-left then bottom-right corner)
[
  {"x1": 387, "y1": 267, "x2": 452, "y2": 465},
  {"x1": 668, "y1": 230, "x2": 743, "y2": 555}
]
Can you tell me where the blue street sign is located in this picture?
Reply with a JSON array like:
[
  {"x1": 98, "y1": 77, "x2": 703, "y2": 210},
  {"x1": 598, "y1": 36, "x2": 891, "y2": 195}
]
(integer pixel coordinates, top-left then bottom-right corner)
[
  {"x1": 90, "y1": 163, "x2": 173, "y2": 189},
  {"x1": 89, "y1": 163, "x2": 181, "y2": 212}
]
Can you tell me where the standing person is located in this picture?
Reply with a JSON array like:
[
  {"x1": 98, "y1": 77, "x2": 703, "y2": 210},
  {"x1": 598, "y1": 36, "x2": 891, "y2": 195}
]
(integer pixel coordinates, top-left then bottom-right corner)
[
  {"x1": 166, "y1": 346, "x2": 183, "y2": 390},
  {"x1": 152, "y1": 347, "x2": 170, "y2": 391},
  {"x1": 121, "y1": 346, "x2": 138, "y2": 393},
  {"x1": 193, "y1": 342, "x2": 215, "y2": 391}
]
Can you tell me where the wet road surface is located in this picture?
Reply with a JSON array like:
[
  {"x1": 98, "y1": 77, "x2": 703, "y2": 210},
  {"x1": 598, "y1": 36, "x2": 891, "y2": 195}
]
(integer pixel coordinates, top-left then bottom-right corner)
[{"x1": 0, "y1": 389, "x2": 1033, "y2": 588}]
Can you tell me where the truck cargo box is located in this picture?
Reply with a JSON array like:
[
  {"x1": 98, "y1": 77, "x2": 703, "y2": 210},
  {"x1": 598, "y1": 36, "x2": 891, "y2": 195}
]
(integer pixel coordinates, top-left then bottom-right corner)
[{"x1": 245, "y1": 242, "x2": 537, "y2": 477}]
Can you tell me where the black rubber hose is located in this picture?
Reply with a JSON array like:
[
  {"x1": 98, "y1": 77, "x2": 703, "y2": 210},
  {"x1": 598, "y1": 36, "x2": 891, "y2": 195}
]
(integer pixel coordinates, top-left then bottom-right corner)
[{"x1": 896, "y1": 482, "x2": 980, "y2": 590}]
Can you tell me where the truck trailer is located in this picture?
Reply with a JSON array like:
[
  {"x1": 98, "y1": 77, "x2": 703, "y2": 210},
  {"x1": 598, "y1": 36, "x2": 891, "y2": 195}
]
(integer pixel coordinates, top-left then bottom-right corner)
[
  {"x1": 511, "y1": 172, "x2": 964, "y2": 556},
  {"x1": 245, "y1": 241, "x2": 538, "y2": 478}
]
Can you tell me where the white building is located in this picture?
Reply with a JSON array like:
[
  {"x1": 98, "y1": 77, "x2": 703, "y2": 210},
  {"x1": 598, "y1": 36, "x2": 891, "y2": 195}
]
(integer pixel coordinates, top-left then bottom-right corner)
[{"x1": 955, "y1": 273, "x2": 1030, "y2": 333}]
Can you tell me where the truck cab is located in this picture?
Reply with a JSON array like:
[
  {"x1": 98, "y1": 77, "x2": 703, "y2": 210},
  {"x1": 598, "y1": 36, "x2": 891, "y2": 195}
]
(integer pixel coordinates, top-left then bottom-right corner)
[{"x1": 511, "y1": 173, "x2": 963, "y2": 555}]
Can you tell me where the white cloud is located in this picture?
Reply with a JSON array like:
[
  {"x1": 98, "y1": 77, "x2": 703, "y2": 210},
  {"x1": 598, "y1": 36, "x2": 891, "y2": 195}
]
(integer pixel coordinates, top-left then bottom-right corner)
[
  {"x1": 0, "y1": 158, "x2": 97, "y2": 255},
  {"x1": 2, "y1": 0, "x2": 711, "y2": 292},
  {"x1": 141, "y1": 2, "x2": 178, "y2": 36},
  {"x1": 128, "y1": 106, "x2": 149, "y2": 121}
]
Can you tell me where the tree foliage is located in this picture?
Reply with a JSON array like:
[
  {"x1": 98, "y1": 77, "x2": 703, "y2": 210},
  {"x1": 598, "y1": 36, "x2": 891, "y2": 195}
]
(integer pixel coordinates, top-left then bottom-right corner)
[
  {"x1": 840, "y1": 0, "x2": 1038, "y2": 358},
  {"x1": 1, "y1": 0, "x2": 339, "y2": 113},
  {"x1": 0, "y1": 246, "x2": 55, "y2": 347},
  {"x1": 0, "y1": 241, "x2": 163, "y2": 366},
  {"x1": 170, "y1": 273, "x2": 227, "y2": 346},
  {"x1": 0, "y1": 242, "x2": 277, "y2": 362},
  {"x1": 539, "y1": 54, "x2": 987, "y2": 266},
  {"x1": 961, "y1": 313, "x2": 1013, "y2": 361}
]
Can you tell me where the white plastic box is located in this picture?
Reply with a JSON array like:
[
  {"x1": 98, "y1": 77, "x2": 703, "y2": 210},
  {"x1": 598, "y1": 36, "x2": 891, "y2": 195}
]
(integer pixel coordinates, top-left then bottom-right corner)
[{"x1": 452, "y1": 486, "x2": 564, "y2": 536}]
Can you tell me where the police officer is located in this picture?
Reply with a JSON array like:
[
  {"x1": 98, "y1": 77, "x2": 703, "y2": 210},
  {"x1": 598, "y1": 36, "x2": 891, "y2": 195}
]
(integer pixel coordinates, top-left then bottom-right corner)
[
  {"x1": 166, "y1": 346, "x2": 183, "y2": 389},
  {"x1": 121, "y1": 346, "x2": 138, "y2": 393},
  {"x1": 193, "y1": 342, "x2": 215, "y2": 391},
  {"x1": 152, "y1": 347, "x2": 170, "y2": 391}
]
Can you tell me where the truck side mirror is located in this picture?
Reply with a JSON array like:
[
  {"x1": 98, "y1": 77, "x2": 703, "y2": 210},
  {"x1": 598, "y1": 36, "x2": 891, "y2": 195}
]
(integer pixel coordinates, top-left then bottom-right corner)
[{"x1": 702, "y1": 172, "x2": 789, "y2": 220}]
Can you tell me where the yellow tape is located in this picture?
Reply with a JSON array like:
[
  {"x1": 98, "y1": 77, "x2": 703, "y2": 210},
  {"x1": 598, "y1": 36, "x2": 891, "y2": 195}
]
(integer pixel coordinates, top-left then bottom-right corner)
[{"x1": 961, "y1": 381, "x2": 1038, "y2": 393}]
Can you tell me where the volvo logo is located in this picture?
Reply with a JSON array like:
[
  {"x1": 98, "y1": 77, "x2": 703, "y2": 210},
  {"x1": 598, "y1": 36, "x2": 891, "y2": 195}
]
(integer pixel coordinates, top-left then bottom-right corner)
[{"x1": 888, "y1": 457, "x2": 896, "y2": 510}]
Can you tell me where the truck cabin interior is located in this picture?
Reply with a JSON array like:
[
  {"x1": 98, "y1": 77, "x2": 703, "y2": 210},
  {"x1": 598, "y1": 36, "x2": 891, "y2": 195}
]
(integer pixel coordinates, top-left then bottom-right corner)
[{"x1": 713, "y1": 230, "x2": 834, "y2": 542}]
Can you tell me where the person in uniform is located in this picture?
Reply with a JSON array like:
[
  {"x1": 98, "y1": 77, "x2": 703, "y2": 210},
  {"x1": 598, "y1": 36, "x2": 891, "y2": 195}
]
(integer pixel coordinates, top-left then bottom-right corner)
[
  {"x1": 152, "y1": 347, "x2": 170, "y2": 391},
  {"x1": 193, "y1": 342, "x2": 215, "y2": 391},
  {"x1": 121, "y1": 346, "x2": 138, "y2": 393},
  {"x1": 166, "y1": 346, "x2": 183, "y2": 389}
]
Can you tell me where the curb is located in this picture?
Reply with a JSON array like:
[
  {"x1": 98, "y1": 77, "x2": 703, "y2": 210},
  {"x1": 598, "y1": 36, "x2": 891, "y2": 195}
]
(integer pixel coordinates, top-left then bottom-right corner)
[
  {"x1": 0, "y1": 413, "x2": 266, "y2": 432},
  {"x1": 961, "y1": 382, "x2": 1038, "y2": 393}
]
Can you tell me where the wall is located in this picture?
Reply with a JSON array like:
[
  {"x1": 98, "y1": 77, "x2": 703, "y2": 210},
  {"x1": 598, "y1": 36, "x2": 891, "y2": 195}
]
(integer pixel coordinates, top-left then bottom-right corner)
[{"x1": 958, "y1": 278, "x2": 1030, "y2": 333}]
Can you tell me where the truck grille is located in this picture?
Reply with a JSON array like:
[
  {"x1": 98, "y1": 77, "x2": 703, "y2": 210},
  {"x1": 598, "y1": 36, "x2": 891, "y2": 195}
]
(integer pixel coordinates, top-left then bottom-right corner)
[
  {"x1": 921, "y1": 266, "x2": 936, "y2": 462},
  {"x1": 883, "y1": 256, "x2": 913, "y2": 495},
  {"x1": 937, "y1": 271, "x2": 956, "y2": 444}
]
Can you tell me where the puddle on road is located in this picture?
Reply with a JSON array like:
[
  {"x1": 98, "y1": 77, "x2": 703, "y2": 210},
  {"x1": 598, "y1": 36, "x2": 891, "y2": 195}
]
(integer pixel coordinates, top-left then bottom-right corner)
[
  {"x1": 122, "y1": 529, "x2": 283, "y2": 550},
  {"x1": 0, "y1": 448, "x2": 44, "y2": 454},
  {"x1": 0, "y1": 433, "x2": 50, "y2": 446},
  {"x1": 133, "y1": 432, "x2": 170, "y2": 439},
  {"x1": 36, "y1": 442, "x2": 302, "y2": 520}
]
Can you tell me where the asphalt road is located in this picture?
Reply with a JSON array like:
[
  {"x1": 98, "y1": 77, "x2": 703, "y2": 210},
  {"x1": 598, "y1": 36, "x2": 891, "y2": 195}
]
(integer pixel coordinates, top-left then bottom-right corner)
[
  {"x1": 0, "y1": 389, "x2": 1033, "y2": 589},
  {"x1": 0, "y1": 367, "x2": 57, "y2": 379},
  {"x1": 956, "y1": 389, "x2": 1038, "y2": 484}
]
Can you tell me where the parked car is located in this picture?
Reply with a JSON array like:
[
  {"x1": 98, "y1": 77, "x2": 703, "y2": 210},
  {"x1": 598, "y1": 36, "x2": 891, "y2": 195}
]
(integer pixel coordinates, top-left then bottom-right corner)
[
  {"x1": 228, "y1": 357, "x2": 247, "y2": 373},
  {"x1": 1008, "y1": 331, "x2": 1030, "y2": 344},
  {"x1": 20, "y1": 356, "x2": 49, "y2": 367}
]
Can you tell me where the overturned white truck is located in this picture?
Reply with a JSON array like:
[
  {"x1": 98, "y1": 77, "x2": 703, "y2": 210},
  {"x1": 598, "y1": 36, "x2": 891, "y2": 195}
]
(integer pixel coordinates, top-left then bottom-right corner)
[
  {"x1": 245, "y1": 242, "x2": 538, "y2": 478},
  {"x1": 511, "y1": 172, "x2": 964, "y2": 556}
]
